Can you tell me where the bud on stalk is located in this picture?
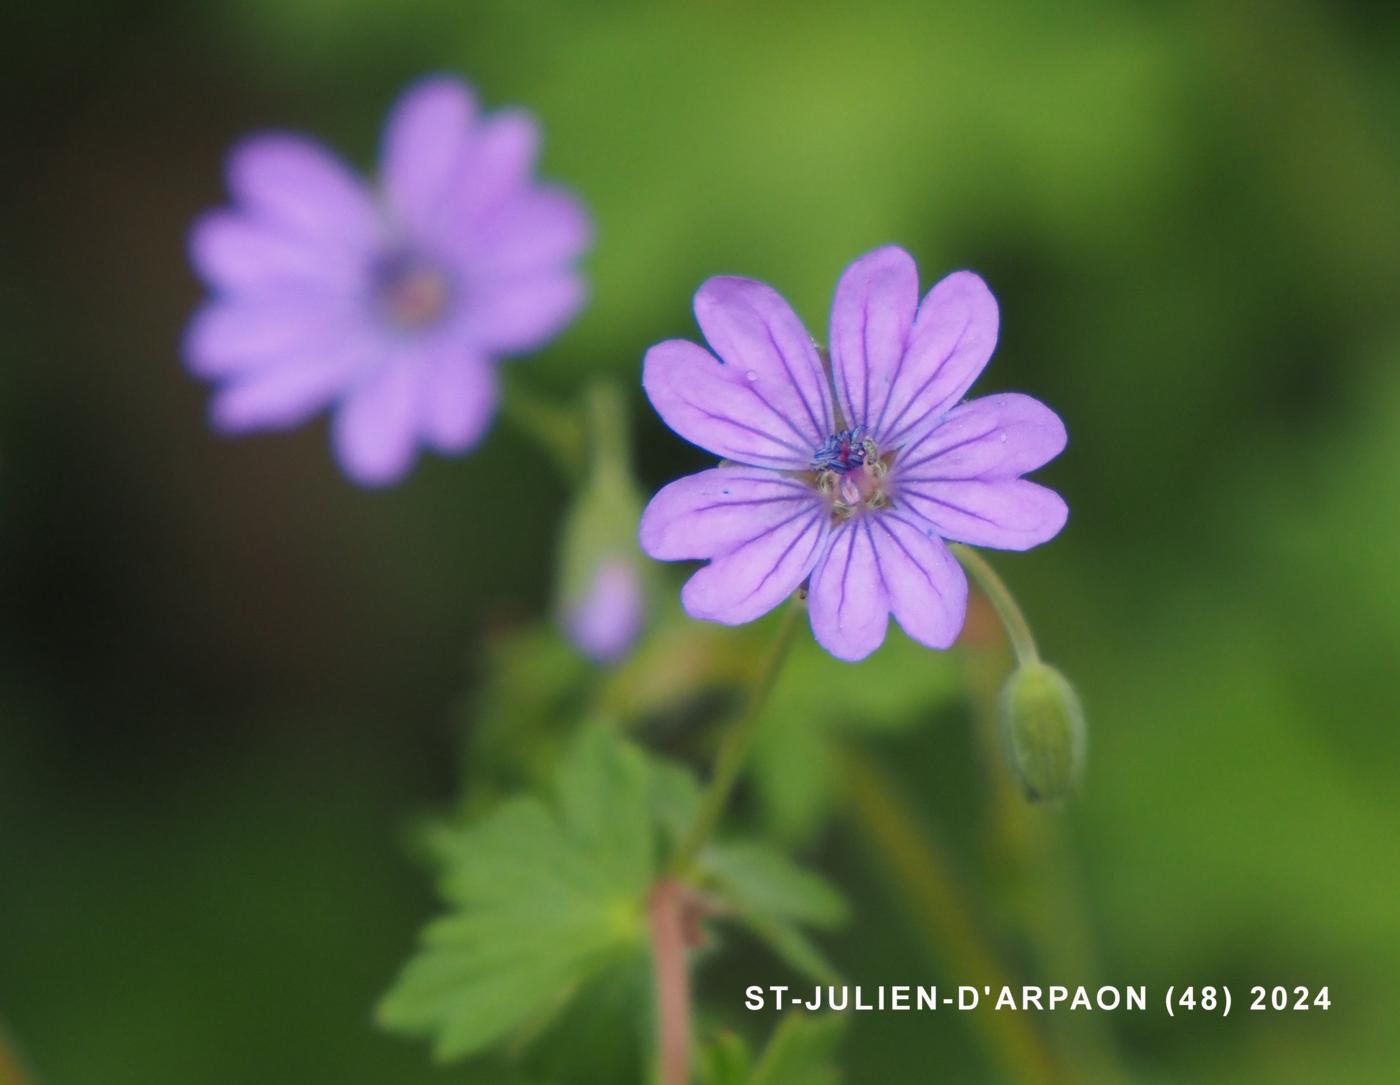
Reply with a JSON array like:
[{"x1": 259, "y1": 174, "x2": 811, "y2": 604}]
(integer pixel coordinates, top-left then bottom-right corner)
[{"x1": 998, "y1": 661, "x2": 1086, "y2": 802}]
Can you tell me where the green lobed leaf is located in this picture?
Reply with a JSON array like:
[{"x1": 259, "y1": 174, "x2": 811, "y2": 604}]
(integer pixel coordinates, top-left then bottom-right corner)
[
  {"x1": 700, "y1": 1014, "x2": 846, "y2": 1085},
  {"x1": 377, "y1": 728, "x2": 657, "y2": 1063}
]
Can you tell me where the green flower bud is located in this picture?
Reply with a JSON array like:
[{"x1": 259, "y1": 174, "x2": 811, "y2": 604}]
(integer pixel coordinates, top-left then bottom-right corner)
[{"x1": 998, "y1": 661, "x2": 1086, "y2": 802}]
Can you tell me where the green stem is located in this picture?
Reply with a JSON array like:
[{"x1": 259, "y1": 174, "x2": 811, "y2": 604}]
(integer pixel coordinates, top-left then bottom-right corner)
[
  {"x1": 951, "y1": 544, "x2": 1040, "y2": 665},
  {"x1": 667, "y1": 599, "x2": 803, "y2": 875},
  {"x1": 841, "y1": 748, "x2": 1065, "y2": 1085},
  {"x1": 499, "y1": 376, "x2": 588, "y2": 484}
]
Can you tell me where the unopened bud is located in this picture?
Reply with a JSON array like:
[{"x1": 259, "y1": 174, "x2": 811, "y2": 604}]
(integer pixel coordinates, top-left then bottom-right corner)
[{"x1": 998, "y1": 661, "x2": 1086, "y2": 802}]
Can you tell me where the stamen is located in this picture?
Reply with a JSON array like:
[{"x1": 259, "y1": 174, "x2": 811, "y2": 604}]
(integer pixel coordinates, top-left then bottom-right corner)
[{"x1": 373, "y1": 250, "x2": 452, "y2": 330}]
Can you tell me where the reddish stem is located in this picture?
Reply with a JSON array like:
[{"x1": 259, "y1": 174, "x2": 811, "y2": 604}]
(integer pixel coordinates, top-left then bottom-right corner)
[{"x1": 648, "y1": 879, "x2": 693, "y2": 1085}]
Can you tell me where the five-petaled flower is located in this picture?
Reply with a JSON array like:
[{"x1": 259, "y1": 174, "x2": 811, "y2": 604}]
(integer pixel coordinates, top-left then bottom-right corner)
[
  {"x1": 639, "y1": 245, "x2": 1068, "y2": 661},
  {"x1": 185, "y1": 76, "x2": 591, "y2": 485}
]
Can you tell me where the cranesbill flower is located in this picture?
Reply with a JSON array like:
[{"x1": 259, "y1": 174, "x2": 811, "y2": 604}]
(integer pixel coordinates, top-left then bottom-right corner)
[
  {"x1": 564, "y1": 556, "x2": 646, "y2": 664},
  {"x1": 185, "y1": 76, "x2": 591, "y2": 485},
  {"x1": 639, "y1": 245, "x2": 1067, "y2": 662}
]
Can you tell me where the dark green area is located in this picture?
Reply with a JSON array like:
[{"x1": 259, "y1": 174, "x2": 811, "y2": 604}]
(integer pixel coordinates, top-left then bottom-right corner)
[{"x1": 3, "y1": 1, "x2": 1399, "y2": 1082}]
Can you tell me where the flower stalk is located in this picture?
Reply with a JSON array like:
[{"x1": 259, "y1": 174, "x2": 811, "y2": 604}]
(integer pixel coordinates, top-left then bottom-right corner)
[
  {"x1": 666, "y1": 596, "x2": 804, "y2": 876},
  {"x1": 648, "y1": 879, "x2": 694, "y2": 1085},
  {"x1": 950, "y1": 544, "x2": 1039, "y2": 665}
]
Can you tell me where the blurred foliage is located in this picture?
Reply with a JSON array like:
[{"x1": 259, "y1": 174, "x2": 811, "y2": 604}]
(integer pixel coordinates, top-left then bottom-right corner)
[{"x1": 3, "y1": 1, "x2": 1400, "y2": 1084}]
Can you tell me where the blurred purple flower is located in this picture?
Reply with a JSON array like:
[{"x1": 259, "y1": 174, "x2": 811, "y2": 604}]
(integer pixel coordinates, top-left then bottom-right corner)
[
  {"x1": 639, "y1": 245, "x2": 1067, "y2": 662},
  {"x1": 185, "y1": 76, "x2": 591, "y2": 485},
  {"x1": 563, "y1": 556, "x2": 646, "y2": 664}
]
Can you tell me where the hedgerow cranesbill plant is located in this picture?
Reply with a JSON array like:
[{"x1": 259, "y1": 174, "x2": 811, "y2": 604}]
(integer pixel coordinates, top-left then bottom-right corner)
[{"x1": 185, "y1": 75, "x2": 1088, "y2": 1085}]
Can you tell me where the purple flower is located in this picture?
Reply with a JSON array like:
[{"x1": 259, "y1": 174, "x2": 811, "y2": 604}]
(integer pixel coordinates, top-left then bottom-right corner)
[
  {"x1": 185, "y1": 76, "x2": 591, "y2": 485},
  {"x1": 639, "y1": 245, "x2": 1067, "y2": 662},
  {"x1": 564, "y1": 556, "x2": 646, "y2": 664}
]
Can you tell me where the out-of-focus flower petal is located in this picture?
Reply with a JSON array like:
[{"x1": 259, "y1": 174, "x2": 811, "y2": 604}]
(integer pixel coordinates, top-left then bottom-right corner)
[
  {"x1": 468, "y1": 271, "x2": 586, "y2": 353},
  {"x1": 227, "y1": 134, "x2": 380, "y2": 248},
  {"x1": 464, "y1": 187, "x2": 592, "y2": 277},
  {"x1": 642, "y1": 339, "x2": 819, "y2": 471},
  {"x1": 184, "y1": 294, "x2": 366, "y2": 377},
  {"x1": 381, "y1": 76, "x2": 477, "y2": 236},
  {"x1": 438, "y1": 110, "x2": 540, "y2": 234},
  {"x1": 868, "y1": 513, "x2": 968, "y2": 649},
  {"x1": 829, "y1": 244, "x2": 919, "y2": 438},
  {"x1": 679, "y1": 505, "x2": 829, "y2": 625},
  {"x1": 189, "y1": 212, "x2": 364, "y2": 295},
  {"x1": 640, "y1": 466, "x2": 825, "y2": 561},
  {"x1": 209, "y1": 333, "x2": 375, "y2": 433},
  {"x1": 565, "y1": 558, "x2": 645, "y2": 664},
  {"x1": 419, "y1": 344, "x2": 497, "y2": 453},
  {"x1": 332, "y1": 353, "x2": 423, "y2": 485},
  {"x1": 870, "y1": 270, "x2": 999, "y2": 450},
  {"x1": 807, "y1": 523, "x2": 890, "y2": 662}
]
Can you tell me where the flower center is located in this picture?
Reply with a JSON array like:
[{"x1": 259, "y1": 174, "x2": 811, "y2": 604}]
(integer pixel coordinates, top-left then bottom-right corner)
[
  {"x1": 372, "y1": 250, "x2": 453, "y2": 331},
  {"x1": 811, "y1": 428, "x2": 894, "y2": 520}
]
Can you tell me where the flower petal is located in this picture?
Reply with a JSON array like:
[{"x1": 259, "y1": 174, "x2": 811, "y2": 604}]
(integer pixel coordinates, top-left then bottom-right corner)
[
  {"x1": 895, "y1": 393, "x2": 1068, "y2": 550},
  {"x1": 829, "y1": 245, "x2": 918, "y2": 435},
  {"x1": 565, "y1": 558, "x2": 645, "y2": 664},
  {"x1": 868, "y1": 513, "x2": 968, "y2": 649},
  {"x1": 898, "y1": 479, "x2": 1068, "y2": 551},
  {"x1": 643, "y1": 340, "x2": 821, "y2": 470},
  {"x1": 465, "y1": 186, "x2": 592, "y2": 277},
  {"x1": 693, "y1": 276, "x2": 832, "y2": 450},
  {"x1": 189, "y1": 211, "x2": 363, "y2": 295},
  {"x1": 381, "y1": 76, "x2": 477, "y2": 236},
  {"x1": 227, "y1": 134, "x2": 379, "y2": 248},
  {"x1": 419, "y1": 345, "x2": 497, "y2": 453},
  {"x1": 807, "y1": 522, "x2": 890, "y2": 662},
  {"x1": 468, "y1": 271, "x2": 586, "y2": 354},
  {"x1": 679, "y1": 505, "x2": 829, "y2": 625},
  {"x1": 870, "y1": 270, "x2": 999, "y2": 450},
  {"x1": 184, "y1": 294, "x2": 365, "y2": 377},
  {"x1": 898, "y1": 393, "x2": 1067, "y2": 480},
  {"x1": 332, "y1": 353, "x2": 424, "y2": 486},
  {"x1": 209, "y1": 333, "x2": 372, "y2": 434},
  {"x1": 640, "y1": 466, "x2": 825, "y2": 561},
  {"x1": 437, "y1": 110, "x2": 540, "y2": 235}
]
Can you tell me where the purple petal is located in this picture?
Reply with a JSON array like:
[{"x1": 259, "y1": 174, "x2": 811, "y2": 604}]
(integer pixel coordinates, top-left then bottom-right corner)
[
  {"x1": 639, "y1": 466, "x2": 826, "y2": 561},
  {"x1": 565, "y1": 557, "x2": 645, "y2": 664},
  {"x1": 829, "y1": 245, "x2": 918, "y2": 436},
  {"x1": 692, "y1": 276, "x2": 832, "y2": 450},
  {"x1": 209, "y1": 336, "x2": 370, "y2": 433},
  {"x1": 679, "y1": 505, "x2": 829, "y2": 625},
  {"x1": 867, "y1": 514, "x2": 968, "y2": 649},
  {"x1": 807, "y1": 522, "x2": 890, "y2": 662},
  {"x1": 465, "y1": 187, "x2": 592, "y2": 278},
  {"x1": 895, "y1": 393, "x2": 1068, "y2": 550},
  {"x1": 898, "y1": 480, "x2": 1068, "y2": 551},
  {"x1": 189, "y1": 211, "x2": 363, "y2": 295},
  {"x1": 897, "y1": 393, "x2": 1067, "y2": 479},
  {"x1": 419, "y1": 345, "x2": 497, "y2": 453},
  {"x1": 468, "y1": 271, "x2": 586, "y2": 354},
  {"x1": 331, "y1": 354, "x2": 423, "y2": 486},
  {"x1": 184, "y1": 295, "x2": 364, "y2": 378},
  {"x1": 381, "y1": 76, "x2": 477, "y2": 236},
  {"x1": 437, "y1": 110, "x2": 540, "y2": 236},
  {"x1": 642, "y1": 337, "x2": 819, "y2": 472},
  {"x1": 227, "y1": 134, "x2": 379, "y2": 248},
  {"x1": 870, "y1": 270, "x2": 999, "y2": 450}
]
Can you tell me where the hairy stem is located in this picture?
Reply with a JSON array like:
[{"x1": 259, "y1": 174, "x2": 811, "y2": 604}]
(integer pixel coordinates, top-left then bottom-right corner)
[
  {"x1": 951, "y1": 544, "x2": 1040, "y2": 666},
  {"x1": 667, "y1": 598, "x2": 803, "y2": 875},
  {"x1": 842, "y1": 748, "x2": 1066, "y2": 1085},
  {"x1": 648, "y1": 879, "x2": 693, "y2": 1085}
]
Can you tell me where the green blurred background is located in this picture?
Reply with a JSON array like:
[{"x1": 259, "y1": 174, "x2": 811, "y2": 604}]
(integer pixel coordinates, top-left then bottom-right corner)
[{"x1": 3, "y1": 1, "x2": 1399, "y2": 1082}]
